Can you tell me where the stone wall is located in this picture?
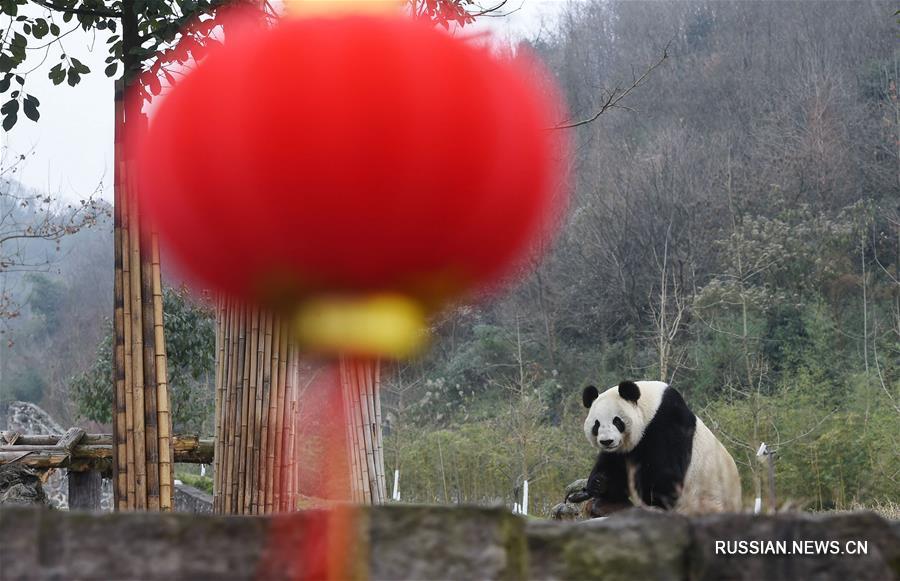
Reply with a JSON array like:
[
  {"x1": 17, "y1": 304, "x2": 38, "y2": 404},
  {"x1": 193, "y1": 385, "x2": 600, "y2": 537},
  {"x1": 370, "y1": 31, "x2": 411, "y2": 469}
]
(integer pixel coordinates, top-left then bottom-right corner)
[
  {"x1": 1, "y1": 505, "x2": 897, "y2": 580},
  {"x1": 173, "y1": 483, "x2": 213, "y2": 513}
]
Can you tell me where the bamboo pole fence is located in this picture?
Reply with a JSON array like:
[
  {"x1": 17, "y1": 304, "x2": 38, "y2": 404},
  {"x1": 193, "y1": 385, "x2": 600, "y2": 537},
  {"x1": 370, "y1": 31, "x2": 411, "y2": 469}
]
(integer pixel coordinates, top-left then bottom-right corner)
[
  {"x1": 212, "y1": 304, "x2": 388, "y2": 513},
  {"x1": 112, "y1": 80, "x2": 174, "y2": 511}
]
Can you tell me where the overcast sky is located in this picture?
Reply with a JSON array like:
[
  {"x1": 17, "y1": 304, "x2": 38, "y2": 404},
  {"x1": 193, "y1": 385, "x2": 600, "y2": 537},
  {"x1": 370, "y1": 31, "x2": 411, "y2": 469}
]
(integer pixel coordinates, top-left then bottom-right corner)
[{"x1": 1, "y1": 0, "x2": 572, "y2": 203}]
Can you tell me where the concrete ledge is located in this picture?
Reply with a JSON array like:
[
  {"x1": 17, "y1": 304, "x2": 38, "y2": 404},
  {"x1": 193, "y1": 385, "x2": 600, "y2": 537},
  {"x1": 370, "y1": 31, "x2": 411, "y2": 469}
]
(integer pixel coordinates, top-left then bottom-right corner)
[{"x1": 0, "y1": 506, "x2": 896, "y2": 580}]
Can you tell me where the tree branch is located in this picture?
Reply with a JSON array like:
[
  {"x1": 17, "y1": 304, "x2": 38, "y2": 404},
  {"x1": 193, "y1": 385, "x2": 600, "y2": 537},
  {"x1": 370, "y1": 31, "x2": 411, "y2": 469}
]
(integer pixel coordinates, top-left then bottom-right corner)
[
  {"x1": 30, "y1": 0, "x2": 121, "y2": 18},
  {"x1": 555, "y1": 41, "x2": 671, "y2": 130}
]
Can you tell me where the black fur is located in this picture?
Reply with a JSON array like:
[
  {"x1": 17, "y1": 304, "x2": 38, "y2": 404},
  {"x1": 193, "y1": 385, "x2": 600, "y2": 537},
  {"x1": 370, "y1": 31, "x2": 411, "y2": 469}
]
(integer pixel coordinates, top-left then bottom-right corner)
[
  {"x1": 618, "y1": 380, "x2": 641, "y2": 402},
  {"x1": 567, "y1": 451, "x2": 632, "y2": 516},
  {"x1": 582, "y1": 385, "x2": 600, "y2": 408},
  {"x1": 626, "y1": 386, "x2": 696, "y2": 509},
  {"x1": 580, "y1": 384, "x2": 697, "y2": 512}
]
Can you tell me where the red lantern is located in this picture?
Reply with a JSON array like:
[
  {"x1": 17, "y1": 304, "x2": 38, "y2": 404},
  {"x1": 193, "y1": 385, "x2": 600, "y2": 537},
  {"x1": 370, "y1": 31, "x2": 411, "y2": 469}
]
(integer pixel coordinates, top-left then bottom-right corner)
[{"x1": 137, "y1": 12, "x2": 567, "y2": 356}]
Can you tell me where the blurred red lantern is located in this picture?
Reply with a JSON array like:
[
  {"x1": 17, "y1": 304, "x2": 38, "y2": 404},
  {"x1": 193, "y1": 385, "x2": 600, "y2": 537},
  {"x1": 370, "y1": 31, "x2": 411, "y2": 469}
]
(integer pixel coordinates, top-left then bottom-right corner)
[{"x1": 137, "y1": 12, "x2": 567, "y2": 356}]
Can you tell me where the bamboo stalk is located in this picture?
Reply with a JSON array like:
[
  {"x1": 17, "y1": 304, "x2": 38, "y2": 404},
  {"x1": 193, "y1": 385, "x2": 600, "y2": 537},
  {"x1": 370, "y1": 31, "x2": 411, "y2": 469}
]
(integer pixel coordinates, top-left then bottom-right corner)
[
  {"x1": 243, "y1": 309, "x2": 260, "y2": 513},
  {"x1": 353, "y1": 362, "x2": 372, "y2": 503},
  {"x1": 263, "y1": 317, "x2": 280, "y2": 514},
  {"x1": 363, "y1": 359, "x2": 384, "y2": 502},
  {"x1": 238, "y1": 309, "x2": 257, "y2": 514},
  {"x1": 255, "y1": 311, "x2": 273, "y2": 513},
  {"x1": 361, "y1": 360, "x2": 379, "y2": 502},
  {"x1": 373, "y1": 360, "x2": 387, "y2": 500},
  {"x1": 357, "y1": 361, "x2": 379, "y2": 502},
  {"x1": 139, "y1": 231, "x2": 162, "y2": 511},
  {"x1": 285, "y1": 345, "x2": 299, "y2": 510},
  {"x1": 212, "y1": 297, "x2": 225, "y2": 511},
  {"x1": 232, "y1": 305, "x2": 248, "y2": 513},
  {"x1": 340, "y1": 359, "x2": 364, "y2": 502},
  {"x1": 112, "y1": 79, "x2": 128, "y2": 512},
  {"x1": 348, "y1": 361, "x2": 372, "y2": 504},
  {"x1": 278, "y1": 338, "x2": 294, "y2": 512},
  {"x1": 151, "y1": 233, "x2": 173, "y2": 511},
  {"x1": 127, "y1": 161, "x2": 147, "y2": 511},
  {"x1": 119, "y1": 143, "x2": 136, "y2": 510},
  {"x1": 272, "y1": 319, "x2": 288, "y2": 512},
  {"x1": 226, "y1": 303, "x2": 244, "y2": 514}
]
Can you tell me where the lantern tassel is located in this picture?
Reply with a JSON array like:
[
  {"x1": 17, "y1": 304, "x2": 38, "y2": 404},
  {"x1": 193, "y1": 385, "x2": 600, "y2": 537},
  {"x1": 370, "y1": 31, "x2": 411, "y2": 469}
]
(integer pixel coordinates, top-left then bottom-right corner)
[{"x1": 293, "y1": 294, "x2": 426, "y2": 358}]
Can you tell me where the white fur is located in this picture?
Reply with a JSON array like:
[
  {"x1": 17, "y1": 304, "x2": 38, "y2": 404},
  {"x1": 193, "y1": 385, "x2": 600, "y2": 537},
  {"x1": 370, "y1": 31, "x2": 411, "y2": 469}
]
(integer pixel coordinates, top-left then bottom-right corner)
[{"x1": 679, "y1": 415, "x2": 742, "y2": 513}]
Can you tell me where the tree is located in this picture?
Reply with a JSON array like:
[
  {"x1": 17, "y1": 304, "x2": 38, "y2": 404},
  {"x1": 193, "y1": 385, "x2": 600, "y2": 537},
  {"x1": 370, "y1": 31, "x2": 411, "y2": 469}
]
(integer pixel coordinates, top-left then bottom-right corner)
[
  {"x1": 0, "y1": 0, "x2": 265, "y2": 511},
  {"x1": 0, "y1": 157, "x2": 107, "y2": 325},
  {"x1": 72, "y1": 286, "x2": 216, "y2": 432}
]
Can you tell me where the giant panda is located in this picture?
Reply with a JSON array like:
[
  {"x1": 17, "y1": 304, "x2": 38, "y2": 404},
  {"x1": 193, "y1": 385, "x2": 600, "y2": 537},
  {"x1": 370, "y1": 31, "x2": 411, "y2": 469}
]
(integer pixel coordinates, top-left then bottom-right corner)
[{"x1": 581, "y1": 380, "x2": 742, "y2": 514}]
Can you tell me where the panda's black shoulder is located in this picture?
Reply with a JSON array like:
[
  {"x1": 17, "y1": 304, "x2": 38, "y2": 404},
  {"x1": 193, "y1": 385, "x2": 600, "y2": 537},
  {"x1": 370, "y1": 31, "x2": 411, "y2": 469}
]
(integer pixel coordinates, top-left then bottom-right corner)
[
  {"x1": 655, "y1": 385, "x2": 696, "y2": 428},
  {"x1": 627, "y1": 385, "x2": 697, "y2": 508},
  {"x1": 630, "y1": 385, "x2": 696, "y2": 471}
]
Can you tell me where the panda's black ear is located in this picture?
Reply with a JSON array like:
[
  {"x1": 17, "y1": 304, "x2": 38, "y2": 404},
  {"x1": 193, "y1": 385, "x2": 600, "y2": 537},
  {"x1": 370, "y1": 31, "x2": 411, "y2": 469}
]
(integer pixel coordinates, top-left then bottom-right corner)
[
  {"x1": 618, "y1": 381, "x2": 640, "y2": 403},
  {"x1": 582, "y1": 385, "x2": 600, "y2": 408}
]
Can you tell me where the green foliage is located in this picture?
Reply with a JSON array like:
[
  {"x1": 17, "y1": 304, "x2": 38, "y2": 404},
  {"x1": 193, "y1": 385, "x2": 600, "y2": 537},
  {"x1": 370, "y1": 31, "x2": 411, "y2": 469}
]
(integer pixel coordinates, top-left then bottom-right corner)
[
  {"x1": 70, "y1": 327, "x2": 113, "y2": 423},
  {"x1": 0, "y1": 0, "x2": 479, "y2": 130},
  {"x1": 175, "y1": 471, "x2": 213, "y2": 495},
  {"x1": 24, "y1": 273, "x2": 66, "y2": 331},
  {"x1": 0, "y1": 0, "x2": 238, "y2": 129},
  {"x1": 71, "y1": 286, "x2": 216, "y2": 433}
]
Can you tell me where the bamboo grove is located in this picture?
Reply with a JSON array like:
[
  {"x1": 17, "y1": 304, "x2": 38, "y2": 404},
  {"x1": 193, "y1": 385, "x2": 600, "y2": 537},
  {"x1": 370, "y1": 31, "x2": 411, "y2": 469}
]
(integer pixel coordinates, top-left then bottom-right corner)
[
  {"x1": 111, "y1": 80, "x2": 174, "y2": 511},
  {"x1": 212, "y1": 300, "x2": 388, "y2": 513}
]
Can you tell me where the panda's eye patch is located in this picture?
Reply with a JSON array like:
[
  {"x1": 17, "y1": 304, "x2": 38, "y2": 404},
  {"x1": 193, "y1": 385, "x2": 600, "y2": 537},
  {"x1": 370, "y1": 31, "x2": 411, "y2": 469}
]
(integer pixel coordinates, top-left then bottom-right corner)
[
  {"x1": 613, "y1": 417, "x2": 625, "y2": 433},
  {"x1": 591, "y1": 420, "x2": 600, "y2": 436}
]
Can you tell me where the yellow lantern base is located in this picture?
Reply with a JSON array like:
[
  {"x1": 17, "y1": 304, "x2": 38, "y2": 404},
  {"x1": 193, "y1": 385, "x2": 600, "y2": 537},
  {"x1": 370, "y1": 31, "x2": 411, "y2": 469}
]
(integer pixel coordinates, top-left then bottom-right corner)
[{"x1": 293, "y1": 293, "x2": 427, "y2": 358}]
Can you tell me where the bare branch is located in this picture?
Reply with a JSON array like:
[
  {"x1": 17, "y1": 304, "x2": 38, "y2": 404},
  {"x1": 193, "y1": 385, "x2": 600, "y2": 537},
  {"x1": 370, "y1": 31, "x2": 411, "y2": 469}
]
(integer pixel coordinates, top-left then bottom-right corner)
[{"x1": 555, "y1": 41, "x2": 671, "y2": 130}]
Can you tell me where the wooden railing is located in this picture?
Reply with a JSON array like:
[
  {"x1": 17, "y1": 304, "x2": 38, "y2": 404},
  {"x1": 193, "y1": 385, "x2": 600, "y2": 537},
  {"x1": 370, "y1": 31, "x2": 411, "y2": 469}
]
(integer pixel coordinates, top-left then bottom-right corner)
[{"x1": 0, "y1": 430, "x2": 213, "y2": 510}]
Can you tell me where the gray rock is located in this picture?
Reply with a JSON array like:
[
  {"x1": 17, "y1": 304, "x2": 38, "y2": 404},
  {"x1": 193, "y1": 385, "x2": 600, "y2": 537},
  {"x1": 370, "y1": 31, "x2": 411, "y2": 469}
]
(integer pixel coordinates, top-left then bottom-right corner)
[
  {"x1": 0, "y1": 504, "x2": 897, "y2": 580},
  {"x1": 0, "y1": 464, "x2": 50, "y2": 507},
  {"x1": 370, "y1": 504, "x2": 527, "y2": 581},
  {"x1": 528, "y1": 508, "x2": 691, "y2": 581}
]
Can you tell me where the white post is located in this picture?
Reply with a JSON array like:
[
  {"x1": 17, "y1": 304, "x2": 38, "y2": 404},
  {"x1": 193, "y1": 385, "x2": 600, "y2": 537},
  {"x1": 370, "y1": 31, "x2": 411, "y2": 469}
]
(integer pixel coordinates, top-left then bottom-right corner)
[
  {"x1": 522, "y1": 480, "x2": 529, "y2": 516},
  {"x1": 392, "y1": 469, "x2": 400, "y2": 501},
  {"x1": 755, "y1": 442, "x2": 767, "y2": 515}
]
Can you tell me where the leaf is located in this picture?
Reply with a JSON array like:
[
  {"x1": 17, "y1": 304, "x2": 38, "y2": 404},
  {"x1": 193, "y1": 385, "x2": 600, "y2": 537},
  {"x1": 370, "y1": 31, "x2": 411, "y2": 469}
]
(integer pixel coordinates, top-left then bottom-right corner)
[
  {"x1": 1, "y1": 99, "x2": 18, "y2": 131},
  {"x1": 0, "y1": 77, "x2": 9, "y2": 93},
  {"x1": 1, "y1": 112, "x2": 15, "y2": 131},
  {"x1": 48, "y1": 64, "x2": 65, "y2": 86},
  {"x1": 50, "y1": 23, "x2": 60, "y2": 36},
  {"x1": 71, "y1": 58, "x2": 90, "y2": 74},
  {"x1": 22, "y1": 95, "x2": 39, "y2": 122},
  {"x1": 67, "y1": 67, "x2": 79, "y2": 87},
  {"x1": 104, "y1": 63, "x2": 117, "y2": 77},
  {"x1": 147, "y1": 72, "x2": 161, "y2": 96},
  {"x1": 0, "y1": 99, "x2": 18, "y2": 115},
  {"x1": 32, "y1": 18, "x2": 49, "y2": 39}
]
